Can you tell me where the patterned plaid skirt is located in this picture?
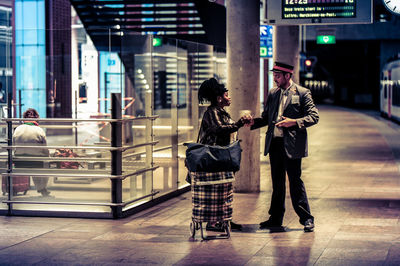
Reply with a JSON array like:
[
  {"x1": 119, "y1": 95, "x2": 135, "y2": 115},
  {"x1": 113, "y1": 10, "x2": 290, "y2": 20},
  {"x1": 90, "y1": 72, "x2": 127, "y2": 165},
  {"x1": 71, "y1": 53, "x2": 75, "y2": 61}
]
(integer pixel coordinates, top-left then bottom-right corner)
[{"x1": 189, "y1": 171, "x2": 234, "y2": 222}]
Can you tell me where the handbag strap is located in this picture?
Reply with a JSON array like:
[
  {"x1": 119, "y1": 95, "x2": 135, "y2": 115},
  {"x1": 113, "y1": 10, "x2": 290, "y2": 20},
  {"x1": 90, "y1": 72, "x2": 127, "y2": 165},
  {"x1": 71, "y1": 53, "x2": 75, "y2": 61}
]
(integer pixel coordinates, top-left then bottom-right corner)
[
  {"x1": 197, "y1": 131, "x2": 239, "y2": 145},
  {"x1": 197, "y1": 132, "x2": 216, "y2": 145}
]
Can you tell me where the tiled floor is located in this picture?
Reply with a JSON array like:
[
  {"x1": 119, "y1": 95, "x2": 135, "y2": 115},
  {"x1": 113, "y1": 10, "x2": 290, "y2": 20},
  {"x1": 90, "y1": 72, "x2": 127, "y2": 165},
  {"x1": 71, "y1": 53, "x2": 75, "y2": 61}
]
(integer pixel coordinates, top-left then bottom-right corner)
[{"x1": 0, "y1": 105, "x2": 400, "y2": 265}]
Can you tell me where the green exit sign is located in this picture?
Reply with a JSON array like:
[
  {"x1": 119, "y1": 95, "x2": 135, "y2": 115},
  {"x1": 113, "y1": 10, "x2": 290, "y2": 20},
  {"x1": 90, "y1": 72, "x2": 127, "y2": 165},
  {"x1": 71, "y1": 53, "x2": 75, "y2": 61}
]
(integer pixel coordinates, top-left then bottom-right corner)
[
  {"x1": 260, "y1": 47, "x2": 267, "y2": 57},
  {"x1": 317, "y1": 35, "x2": 336, "y2": 44},
  {"x1": 153, "y1": 37, "x2": 162, "y2": 47}
]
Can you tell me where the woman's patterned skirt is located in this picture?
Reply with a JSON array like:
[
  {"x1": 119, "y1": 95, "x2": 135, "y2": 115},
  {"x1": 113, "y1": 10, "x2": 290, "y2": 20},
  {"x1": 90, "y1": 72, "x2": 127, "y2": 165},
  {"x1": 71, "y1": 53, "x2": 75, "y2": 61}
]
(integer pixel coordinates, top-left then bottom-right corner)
[{"x1": 189, "y1": 171, "x2": 234, "y2": 222}]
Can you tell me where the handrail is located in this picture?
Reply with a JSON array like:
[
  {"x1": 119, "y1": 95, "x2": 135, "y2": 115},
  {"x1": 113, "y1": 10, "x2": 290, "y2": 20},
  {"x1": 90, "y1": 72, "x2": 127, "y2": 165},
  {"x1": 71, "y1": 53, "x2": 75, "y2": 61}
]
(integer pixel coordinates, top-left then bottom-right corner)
[
  {"x1": 123, "y1": 145, "x2": 172, "y2": 159},
  {"x1": 1, "y1": 140, "x2": 159, "y2": 152},
  {"x1": 1, "y1": 200, "x2": 121, "y2": 207},
  {"x1": 1, "y1": 145, "x2": 118, "y2": 151},
  {"x1": 0, "y1": 157, "x2": 150, "y2": 164},
  {"x1": 121, "y1": 141, "x2": 159, "y2": 152},
  {"x1": 1, "y1": 115, "x2": 159, "y2": 123},
  {"x1": 1, "y1": 166, "x2": 159, "y2": 180},
  {"x1": 153, "y1": 141, "x2": 193, "y2": 152},
  {"x1": 1, "y1": 172, "x2": 114, "y2": 179},
  {"x1": 2, "y1": 190, "x2": 160, "y2": 207},
  {"x1": 122, "y1": 141, "x2": 191, "y2": 160},
  {"x1": 11, "y1": 157, "x2": 110, "y2": 163},
  {"x1": 0, "y1": 168, "x2": 107, "y2": 175},
  {"x1": 119, "y1": 166, "x2": 159, "y2": 179},
  {"x1": 121, "y1": 190, "x2": 160, "y2": 207}
]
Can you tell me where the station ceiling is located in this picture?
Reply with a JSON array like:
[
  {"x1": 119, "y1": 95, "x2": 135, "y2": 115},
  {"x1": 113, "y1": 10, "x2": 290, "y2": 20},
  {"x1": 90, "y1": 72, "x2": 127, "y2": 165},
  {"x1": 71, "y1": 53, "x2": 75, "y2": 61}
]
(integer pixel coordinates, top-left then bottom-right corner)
[{"x1": 70, "y1": 0, "x2": 226, "y2": 48}]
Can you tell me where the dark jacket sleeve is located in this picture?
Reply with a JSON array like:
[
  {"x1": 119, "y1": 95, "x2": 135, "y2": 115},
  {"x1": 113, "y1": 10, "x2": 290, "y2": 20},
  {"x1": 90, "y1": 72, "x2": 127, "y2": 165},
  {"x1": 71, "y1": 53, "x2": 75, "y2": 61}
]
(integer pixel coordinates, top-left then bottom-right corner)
[
  {"x1": 295, "y1": 88, "x2": 319, "y2": 129},
  {"x1": 251, "y1": 113, "x2": 268, "y2": 130},
  {"x1": 198, "y1": 107, "x2": 242, "y2": 145},
  {"x1": 250, "y1": 92, "x2": 272, "y2": 130},
  {"x1": 205, "y1": 108, "x2": 242, "y2": 136}
]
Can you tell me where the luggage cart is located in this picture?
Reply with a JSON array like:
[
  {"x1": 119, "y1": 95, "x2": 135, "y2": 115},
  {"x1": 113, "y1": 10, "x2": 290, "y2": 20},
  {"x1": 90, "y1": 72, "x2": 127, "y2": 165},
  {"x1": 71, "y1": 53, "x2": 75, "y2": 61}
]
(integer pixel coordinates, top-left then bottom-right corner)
[{"x1": 188, "y1": 171, "x2": 234, "y2": 240}]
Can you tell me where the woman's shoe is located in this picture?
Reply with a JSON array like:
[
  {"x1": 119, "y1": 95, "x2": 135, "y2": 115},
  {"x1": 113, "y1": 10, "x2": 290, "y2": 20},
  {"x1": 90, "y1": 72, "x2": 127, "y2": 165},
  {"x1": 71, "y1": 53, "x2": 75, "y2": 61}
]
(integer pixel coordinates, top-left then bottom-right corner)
[
  {"x1": 230, "y1": 221, "x2": 242, "y2": 230},
  {"x1": 259, "y1": 219, "x2": 282, "y2": 229}
]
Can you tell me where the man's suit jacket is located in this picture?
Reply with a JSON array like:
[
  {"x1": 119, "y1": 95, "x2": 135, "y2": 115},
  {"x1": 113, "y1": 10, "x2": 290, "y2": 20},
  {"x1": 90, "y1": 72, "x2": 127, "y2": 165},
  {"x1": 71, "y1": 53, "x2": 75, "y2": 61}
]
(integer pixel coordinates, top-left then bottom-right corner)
[{"x1": 251, "y1": 83, "x2": 319, "y2": 159}]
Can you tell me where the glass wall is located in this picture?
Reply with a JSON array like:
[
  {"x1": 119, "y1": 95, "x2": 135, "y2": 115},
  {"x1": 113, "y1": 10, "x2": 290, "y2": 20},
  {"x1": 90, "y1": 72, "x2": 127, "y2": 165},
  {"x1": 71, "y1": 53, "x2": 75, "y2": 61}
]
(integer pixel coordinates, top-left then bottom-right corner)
[
  {"x1": 0, "y1": 5, "x2": 12, "y2": 107},
  {"x1": 0, "y1": 22, "x2": 226, "y2": 217},
  {"x1": 15, "y1": 0, "x2": 46, "y2": 117}
]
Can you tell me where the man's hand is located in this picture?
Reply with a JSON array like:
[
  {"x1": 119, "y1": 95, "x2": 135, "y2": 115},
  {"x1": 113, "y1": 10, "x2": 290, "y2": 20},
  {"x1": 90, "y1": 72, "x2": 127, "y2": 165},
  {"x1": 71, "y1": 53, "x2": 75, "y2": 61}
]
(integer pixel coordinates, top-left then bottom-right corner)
[
  {"x1": 240, "y1": 114, "x2": 254, "y2": 127},
  {"x1": 275, "y1": 116, "x2": 296, "y2": 128}
]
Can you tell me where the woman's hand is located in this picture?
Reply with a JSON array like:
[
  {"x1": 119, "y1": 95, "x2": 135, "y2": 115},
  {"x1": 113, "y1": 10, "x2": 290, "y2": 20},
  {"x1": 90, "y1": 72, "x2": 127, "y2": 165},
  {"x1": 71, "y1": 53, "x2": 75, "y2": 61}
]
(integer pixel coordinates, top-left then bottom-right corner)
[{"x1": 241, "y1": 115, "x2": 254, "y2": 127}]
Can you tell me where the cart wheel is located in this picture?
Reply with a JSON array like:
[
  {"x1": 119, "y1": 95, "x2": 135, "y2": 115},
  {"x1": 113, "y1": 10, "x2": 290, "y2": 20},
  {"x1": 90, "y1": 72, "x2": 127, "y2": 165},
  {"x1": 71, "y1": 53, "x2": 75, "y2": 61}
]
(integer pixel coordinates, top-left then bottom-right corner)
[{"x1": 190, "y1": 222, "x2": 196, "y2": 238}]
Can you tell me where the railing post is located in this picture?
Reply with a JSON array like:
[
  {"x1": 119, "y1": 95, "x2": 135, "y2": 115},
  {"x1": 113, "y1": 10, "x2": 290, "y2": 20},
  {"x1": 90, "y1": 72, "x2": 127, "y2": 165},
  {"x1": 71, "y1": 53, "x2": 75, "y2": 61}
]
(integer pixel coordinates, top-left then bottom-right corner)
[
  {"x1": 74, "y1": 90, "x2": 78, "y2": 146},
  {"x1": 144, "y1": 90, "x2": 153, "y2": 197},
  {"x1": 191, "y1": 89, "x2": 198, "y2": 142},
  {"x1": 111, "y1": 93, "x2": 122, "y2": 218},
  {"x1": 18, "y1": 90, "x2": 21, "y2": 118},
  {"x1": 171, "y1": 89, "x2": 178, "y2": 189},
  {"x1": 7, "y1": 92, "x2": 13, "y2": 215}
]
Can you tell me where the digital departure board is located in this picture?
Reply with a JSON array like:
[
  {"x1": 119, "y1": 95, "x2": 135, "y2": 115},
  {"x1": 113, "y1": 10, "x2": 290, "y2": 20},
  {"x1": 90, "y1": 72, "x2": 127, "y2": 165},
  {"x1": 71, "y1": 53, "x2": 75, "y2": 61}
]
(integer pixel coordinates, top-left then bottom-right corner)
[
  {"x1": 266, "y1": 0, "x2": 372, "y2": 25},
  {"x1": 282, "y1": 0, "x2": 356, "y2": 20}
]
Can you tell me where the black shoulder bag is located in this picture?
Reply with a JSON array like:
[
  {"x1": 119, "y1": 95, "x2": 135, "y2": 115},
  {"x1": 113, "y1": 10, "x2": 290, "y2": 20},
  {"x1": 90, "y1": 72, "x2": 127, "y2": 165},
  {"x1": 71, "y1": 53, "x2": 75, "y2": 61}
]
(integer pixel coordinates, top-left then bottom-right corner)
[{"x1": 184, "y1": 137, "x2": 242, "y2": 173}]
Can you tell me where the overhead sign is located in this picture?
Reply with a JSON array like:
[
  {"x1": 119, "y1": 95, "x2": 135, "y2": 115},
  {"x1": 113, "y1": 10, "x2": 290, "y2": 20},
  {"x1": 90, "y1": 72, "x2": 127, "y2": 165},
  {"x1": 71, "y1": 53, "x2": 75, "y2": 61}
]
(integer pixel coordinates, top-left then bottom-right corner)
[
  {"x1": 316, "y1": 35, "x2": 336, "y2": 44},
  {"x1": 283, "y1": 1, "x2": 355, "y2": 20},
  {"x1": 260, "y1": 25, "x2": 273, "y2": 58},
  {"x1": 266, "y1": 0, "x2": 372, "y2": 25}
]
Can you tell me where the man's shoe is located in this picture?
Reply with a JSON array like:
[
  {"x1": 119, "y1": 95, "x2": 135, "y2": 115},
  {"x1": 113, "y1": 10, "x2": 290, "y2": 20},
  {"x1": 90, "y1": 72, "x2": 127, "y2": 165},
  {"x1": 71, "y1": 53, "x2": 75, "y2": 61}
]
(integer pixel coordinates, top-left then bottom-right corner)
[
  {"x1": 303, "y1": 219, "x2": 314, "y2": 232},
  {"x1": 230, "y1": 221, "x2": 242, "y2": 230},
  {"x1": 259, "y1": 219, "x2": 282, "y2": 229}
]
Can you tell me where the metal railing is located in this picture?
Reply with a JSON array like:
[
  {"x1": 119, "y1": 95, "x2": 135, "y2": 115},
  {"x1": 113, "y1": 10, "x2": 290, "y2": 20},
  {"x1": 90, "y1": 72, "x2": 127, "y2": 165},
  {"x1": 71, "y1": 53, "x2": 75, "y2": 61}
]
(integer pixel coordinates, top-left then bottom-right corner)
[{"x1": 1, "y1": 92, "x2": 160, "y2": 218}]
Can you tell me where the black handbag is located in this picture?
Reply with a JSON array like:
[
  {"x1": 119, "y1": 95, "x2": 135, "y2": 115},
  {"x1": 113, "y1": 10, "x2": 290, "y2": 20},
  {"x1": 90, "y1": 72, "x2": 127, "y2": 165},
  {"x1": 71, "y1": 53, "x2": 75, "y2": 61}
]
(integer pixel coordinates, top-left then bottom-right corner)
[{"x1": 184, "y1": 140, "x2": 242, "y2": 173}]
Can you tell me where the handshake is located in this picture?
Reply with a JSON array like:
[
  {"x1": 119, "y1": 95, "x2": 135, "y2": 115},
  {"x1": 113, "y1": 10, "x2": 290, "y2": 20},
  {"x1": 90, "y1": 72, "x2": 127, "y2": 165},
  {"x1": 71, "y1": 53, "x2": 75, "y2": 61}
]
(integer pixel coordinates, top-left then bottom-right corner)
[
  {"x1": 238, "y1": 110, "x2": 297, "y2": 129},
  {"x1": 239, "y1": 111, "x2": 254, "y2": 127}
]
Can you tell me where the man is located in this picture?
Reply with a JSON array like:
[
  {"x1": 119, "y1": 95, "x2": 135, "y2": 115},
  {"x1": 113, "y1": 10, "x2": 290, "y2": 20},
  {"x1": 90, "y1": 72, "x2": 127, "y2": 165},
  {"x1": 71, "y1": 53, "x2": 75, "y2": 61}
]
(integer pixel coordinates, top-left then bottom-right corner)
[{"x1": 251, "y1": 61, "x2": 319, "y2": 232}]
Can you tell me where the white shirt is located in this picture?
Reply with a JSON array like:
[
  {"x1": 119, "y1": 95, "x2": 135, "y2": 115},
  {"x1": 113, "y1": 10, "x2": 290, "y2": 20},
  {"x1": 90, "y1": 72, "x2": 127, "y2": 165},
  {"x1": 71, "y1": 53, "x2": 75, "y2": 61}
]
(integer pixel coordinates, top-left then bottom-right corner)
[
  {"x1": 273, "y1": 82, "x2": 293, "y2": 138},
  {"x1": 13, "y1": 124, "x2": 49, "y2": 157}
]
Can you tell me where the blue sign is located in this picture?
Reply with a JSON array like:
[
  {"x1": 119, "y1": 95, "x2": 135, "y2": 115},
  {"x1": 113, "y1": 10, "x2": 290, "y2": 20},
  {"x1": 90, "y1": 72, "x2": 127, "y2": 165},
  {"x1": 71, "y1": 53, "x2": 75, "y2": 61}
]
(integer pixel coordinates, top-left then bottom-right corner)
[{"x1": 260, "y1": 25, "x2": 273, "y2": 58}]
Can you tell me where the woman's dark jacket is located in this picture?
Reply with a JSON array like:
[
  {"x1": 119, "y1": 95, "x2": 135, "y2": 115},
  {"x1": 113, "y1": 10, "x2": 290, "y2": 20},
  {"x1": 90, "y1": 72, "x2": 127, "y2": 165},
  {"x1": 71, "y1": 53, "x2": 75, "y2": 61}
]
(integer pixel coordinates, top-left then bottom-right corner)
[{"x1": 198, "y1": 105, "x2": 243, "y2": 146}]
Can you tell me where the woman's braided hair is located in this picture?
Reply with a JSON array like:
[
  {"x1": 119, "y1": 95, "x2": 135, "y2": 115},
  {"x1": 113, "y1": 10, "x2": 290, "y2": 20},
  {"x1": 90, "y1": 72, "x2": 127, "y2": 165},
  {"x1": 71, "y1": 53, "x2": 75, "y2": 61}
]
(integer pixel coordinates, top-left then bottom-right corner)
[{"x1": 198, "y1": 78, "x2": 227, "y2": 105}]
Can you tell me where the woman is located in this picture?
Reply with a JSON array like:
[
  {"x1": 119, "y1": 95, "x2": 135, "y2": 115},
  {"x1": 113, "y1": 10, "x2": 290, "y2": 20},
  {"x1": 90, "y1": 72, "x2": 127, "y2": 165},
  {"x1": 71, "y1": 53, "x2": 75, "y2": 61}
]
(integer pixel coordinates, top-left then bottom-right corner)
[
  {"x1": 197, "y1": 78, "x2": 251, "y2": 231},
  {"x1": 13, "y1": 108, "x2": 50, "y2": 196}
]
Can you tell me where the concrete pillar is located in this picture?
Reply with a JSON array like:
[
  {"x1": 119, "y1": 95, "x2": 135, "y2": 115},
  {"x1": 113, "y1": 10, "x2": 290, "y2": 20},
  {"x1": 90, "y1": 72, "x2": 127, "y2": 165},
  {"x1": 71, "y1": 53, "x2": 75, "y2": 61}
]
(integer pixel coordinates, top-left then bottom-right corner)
[
  {"x1": 226, "y1": 0, "x2": 260, "y2": 192},
  {"x1": 273, "y1": 26, "x2": 300, "y2": 83}
]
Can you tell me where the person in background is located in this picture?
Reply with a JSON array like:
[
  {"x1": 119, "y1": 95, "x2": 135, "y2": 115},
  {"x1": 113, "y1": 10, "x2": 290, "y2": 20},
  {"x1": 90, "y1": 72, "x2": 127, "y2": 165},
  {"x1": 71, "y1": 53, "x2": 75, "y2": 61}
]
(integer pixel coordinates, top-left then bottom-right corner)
[
  {"x1": 13, "y1": 108, "x2": 50, "y2": 196},
  {"x1": 251, "y1": 62, "x2": 319, "y2": 232},
  {"x1": 197, "y1": 77, "x2": 252, "y2": 231}
]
